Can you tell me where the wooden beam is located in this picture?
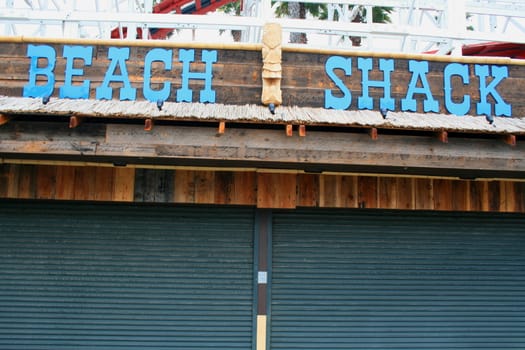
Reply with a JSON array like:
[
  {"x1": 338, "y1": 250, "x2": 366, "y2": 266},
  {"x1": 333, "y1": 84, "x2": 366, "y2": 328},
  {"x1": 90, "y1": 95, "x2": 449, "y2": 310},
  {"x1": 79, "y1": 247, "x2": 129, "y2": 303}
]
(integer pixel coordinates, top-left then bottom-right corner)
[
  {"x1": 0, "y1": 113, "x2": 10, "y2": 126},
  {"x1": 144, "y1": 118, "x2": 154, "y2": 131},
  {"x1": 286, "y1": 124, "x2": 293, "y2": 137},
  {"x1": 69, "y1": 116, "x2": 83, "y2": 128},
  {"x1": 2, "y1": 122, "x2": 525, "y2": 178},
  {"x1": 504, "y1": 134, "x2": 516, "y2": 146},
  {"x1": 437, "y1": 130, "x2": 448, "y2": 143},
  {"x1": 368, "y1": 127, "x2": 378, "y2": 140}
]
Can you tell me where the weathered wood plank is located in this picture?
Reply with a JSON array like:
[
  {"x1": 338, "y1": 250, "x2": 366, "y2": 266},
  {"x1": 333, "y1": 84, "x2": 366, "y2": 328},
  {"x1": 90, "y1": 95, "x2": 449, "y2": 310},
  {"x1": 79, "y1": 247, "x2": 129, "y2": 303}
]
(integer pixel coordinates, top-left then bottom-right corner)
[
  {"x1": 215, "y1": 171, "x2": 257, "y2": 206},
  {"x1": 514, "y1": 182, "x2": 525, "y2": 213},
  {"x1": 194, "y1": 170, "x2": 216, "y2": 204},
  {"x1": 36, "y1": 165, "x2": 57, "y2": 199},
  {"x1": 502, "y1": 181, "x2": 517, "y2": 212},
  {"x1": 214, "y1": 171, "x2": 234, "y2": 205},
  {"x1": 415, "y1": 178, "x2": 434, "y2": 210},
  {"x1": 297, "y1": 173, "x2": 319, "y2": 207},
  {"x1": 74, "y1": 166, "x2": 97, "y2": 200},
  {"x1": 378, "y1": 177, "x2": 397, "y2": 209},
  {"x1": 488, "y1": 181, "x2": 502, "y2": 211},
  {"x1": 433, "y1": 179, "x2": 452, "y2": 210},
  {"x1": 320, "y1": 174, "x2": 357, "y2": 208},
  {"x1": 257, "y1": 173, "x2": 297, "y2": 209},
  {"x1": 469, "y1": 181, "x2": 489, "y2": 212},
  {"x1": 451, "y1": 180, "x2": 470, "y2": 211},
  {"x1": 231, "y1": 171, "x2": 257, "y2": 205},
  {"x1": 0, "y1": 124, "x2": 505, "y2": 178},
  {"x1": 341, "y1": 175, "x2": 358, "y2": 208},
  {"x1": 0, "y1": 164, "x2": 8, "y2": 198},
  {"x1": 358, "y1": 176, "x2": 377, "y2": 209},
  {"x1": 396, "y1": 177, "x2": 414, "y2": 210},
  {"x1": 94, "y1": 167, "x2": 115, "y2": 201},
  {"x1": 320, "y1": 175, "x2": 339, "y2": 207},
  {"x1": 55, "y1": 165, "x2": 76, "y2": 200},
  {"x1": 16, "y1": 164, "x2": 36, "y2": 199},
  {"x1": 113, "y1": 167, "x2": 135, "y2": 202},
  {"x1": 134, "y1": 168, "x2": 174, "y2": 203},
  {"x1": 174, "y1": 170, "x2": 195, "y2": 203},
  {"x1": 6, "y1": 164, "x2": 21, "y2": 198}
]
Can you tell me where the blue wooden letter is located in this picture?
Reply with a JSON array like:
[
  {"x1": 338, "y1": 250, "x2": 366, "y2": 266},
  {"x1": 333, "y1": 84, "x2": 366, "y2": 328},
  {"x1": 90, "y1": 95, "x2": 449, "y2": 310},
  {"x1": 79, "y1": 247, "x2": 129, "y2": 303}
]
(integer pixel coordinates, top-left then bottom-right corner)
[
  {"x1": 475, "y1": 65, "x2": 511, "y2": 116},
  {"x1": 444, "y1": 63, "x2": 470, "y2": 116},
  {"x1": 357, "y1": 57, "x2": 395, "y2": 111},
  {"x1": 143, "y1": 48, "x2": 172, "y2": 102},
  {"x1": 96, "y1": 47, "x2": 136, "y2": 100},
  {"x1": 177, "y1": 49, "x2": 217, "y2": 103},
  {"x1": 324, "y1": 56, "x2": 352, "y2": 110},
  {"x1": 23, "y1": 44, "x2": 56, "y2": 98},
  {"x1": 59, "y1": 45, "x2": 93, "y2": 99},
  {"x1": 401, "y1": 60, "x2": 439, "y2": 113}
]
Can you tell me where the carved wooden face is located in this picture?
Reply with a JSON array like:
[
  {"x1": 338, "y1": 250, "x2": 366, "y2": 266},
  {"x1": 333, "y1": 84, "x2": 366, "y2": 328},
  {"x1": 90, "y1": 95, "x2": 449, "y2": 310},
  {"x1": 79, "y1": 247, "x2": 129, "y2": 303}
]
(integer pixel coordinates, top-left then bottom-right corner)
[{"x1": 263, "y1": 23, "x2": 282, "y2": 49}]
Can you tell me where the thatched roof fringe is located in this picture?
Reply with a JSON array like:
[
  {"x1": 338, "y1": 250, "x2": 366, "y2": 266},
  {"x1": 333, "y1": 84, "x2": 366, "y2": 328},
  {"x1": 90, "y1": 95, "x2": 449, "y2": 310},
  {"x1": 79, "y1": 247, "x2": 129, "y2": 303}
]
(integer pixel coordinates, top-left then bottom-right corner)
[{"x1": 1, "y1": 96, "x2": 524, "y2": 134}]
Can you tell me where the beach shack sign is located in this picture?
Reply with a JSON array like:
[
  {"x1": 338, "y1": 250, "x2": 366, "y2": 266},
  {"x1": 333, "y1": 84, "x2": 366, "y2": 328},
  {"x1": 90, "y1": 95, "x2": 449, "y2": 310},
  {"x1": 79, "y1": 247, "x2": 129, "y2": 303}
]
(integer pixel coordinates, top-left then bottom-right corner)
[{"x1": 22, "y1": 43, "x2": 514, "y2": 117}]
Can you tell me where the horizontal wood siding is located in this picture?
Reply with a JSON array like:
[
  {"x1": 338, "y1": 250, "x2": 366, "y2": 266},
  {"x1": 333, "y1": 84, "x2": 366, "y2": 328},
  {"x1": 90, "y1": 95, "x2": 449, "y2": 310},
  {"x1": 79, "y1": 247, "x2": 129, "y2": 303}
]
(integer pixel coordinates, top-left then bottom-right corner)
[{"x1": 0, "y1": 164, "x2": 524, "y2": 212}]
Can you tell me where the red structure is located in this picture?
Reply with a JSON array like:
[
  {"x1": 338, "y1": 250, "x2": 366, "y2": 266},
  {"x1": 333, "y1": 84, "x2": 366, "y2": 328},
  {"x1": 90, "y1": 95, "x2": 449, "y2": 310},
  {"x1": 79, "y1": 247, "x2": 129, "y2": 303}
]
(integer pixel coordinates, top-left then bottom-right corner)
[
  {"x1": 461, "y1": 41, "x2": 525, "y2": 59},
  {"x1": 425, "y1": 42, "x2": 525, "y2": 59},
  {"x1": 110, "y1": 0, "x2": 237, "y2": 39}
]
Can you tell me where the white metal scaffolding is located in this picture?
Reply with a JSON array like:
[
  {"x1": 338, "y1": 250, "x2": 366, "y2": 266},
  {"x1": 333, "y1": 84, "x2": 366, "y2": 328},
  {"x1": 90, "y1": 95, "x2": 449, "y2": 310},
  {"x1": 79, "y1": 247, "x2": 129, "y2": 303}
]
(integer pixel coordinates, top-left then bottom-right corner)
[{"x1": 1, "y1": 0, "x2": 524, "y2": 54}]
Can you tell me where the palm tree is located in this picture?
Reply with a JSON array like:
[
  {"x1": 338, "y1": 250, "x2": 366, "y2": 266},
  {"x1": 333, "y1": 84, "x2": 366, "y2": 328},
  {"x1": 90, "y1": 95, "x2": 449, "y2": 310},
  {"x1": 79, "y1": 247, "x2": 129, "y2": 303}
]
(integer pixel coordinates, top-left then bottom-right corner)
[
  {"x1": 220, "y1": 1, "x2": 392, "y2": 45},
  {"x1": 219, "y1": 1, "x2": 242, "y2": 41},
  {"x1": 274, "y1": 2, "x2": 324, "y2": 44}
]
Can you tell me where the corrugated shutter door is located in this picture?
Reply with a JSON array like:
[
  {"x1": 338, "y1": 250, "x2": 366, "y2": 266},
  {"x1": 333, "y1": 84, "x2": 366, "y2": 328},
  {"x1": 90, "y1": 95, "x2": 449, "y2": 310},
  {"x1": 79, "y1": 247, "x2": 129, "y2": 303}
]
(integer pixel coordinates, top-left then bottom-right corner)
[
  {"x1": 271, "y1": 210, "x2": 525, "y2": 350},
  {"x1": 0, "y1": 201, "x2": 254, "y2": 350}
]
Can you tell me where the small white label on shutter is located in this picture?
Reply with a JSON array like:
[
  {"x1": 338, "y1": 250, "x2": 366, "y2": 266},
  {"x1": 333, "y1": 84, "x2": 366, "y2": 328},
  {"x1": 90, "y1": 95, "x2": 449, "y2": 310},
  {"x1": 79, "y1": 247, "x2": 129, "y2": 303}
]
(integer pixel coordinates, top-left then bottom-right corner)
[{"x1": 258, "y1": 271, "x2": 268, "y2": 284}]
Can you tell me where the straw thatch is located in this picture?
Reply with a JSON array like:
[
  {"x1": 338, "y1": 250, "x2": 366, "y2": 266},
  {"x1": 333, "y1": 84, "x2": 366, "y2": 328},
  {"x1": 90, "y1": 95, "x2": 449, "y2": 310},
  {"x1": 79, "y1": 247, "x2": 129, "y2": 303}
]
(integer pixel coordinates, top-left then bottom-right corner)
[{"x1": 1, "y1": 96, "x2": 524, "y2": 134}]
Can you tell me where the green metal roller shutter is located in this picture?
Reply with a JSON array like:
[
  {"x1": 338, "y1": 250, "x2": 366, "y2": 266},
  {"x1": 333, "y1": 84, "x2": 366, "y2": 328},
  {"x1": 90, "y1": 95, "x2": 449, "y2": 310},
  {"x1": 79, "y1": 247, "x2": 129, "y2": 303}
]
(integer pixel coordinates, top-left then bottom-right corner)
[
  {"x1": 0, "y1": 201, "x2": 254, "y2": 350},
  {"x1": 271, "y1": 209, "x2": 525, "y2": 350}
]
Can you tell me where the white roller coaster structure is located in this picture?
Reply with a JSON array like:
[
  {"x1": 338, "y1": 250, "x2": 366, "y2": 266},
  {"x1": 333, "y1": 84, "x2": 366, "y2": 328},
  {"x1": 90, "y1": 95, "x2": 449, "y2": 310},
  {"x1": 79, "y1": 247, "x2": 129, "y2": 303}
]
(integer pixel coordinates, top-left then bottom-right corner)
[{"x1": 1, "y1": 0, "x2": 524, "y2": 54}]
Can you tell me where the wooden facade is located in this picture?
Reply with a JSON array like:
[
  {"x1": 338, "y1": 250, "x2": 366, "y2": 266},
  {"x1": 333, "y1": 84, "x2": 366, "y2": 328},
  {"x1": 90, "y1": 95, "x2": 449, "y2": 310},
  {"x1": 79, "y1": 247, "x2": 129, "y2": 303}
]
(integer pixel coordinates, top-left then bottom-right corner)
[
  {"x1": 1, "y1": 36, "x2": 524, "y2": 118},
  {"x1": 1, "y1": 163, "x2": 524, "y2": 212},
  {"x1": 1, "y1": 36, "x2": 525, "y2": 213}
]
